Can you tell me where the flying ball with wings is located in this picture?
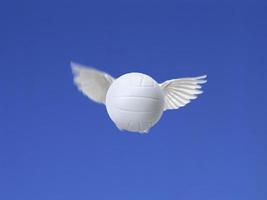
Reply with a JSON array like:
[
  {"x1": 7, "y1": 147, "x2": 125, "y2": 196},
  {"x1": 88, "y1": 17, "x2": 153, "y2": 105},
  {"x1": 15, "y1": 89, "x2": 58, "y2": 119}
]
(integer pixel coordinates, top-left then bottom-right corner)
[{"x1": 71, "y1": 62, "x2": 207, "y2": 133}]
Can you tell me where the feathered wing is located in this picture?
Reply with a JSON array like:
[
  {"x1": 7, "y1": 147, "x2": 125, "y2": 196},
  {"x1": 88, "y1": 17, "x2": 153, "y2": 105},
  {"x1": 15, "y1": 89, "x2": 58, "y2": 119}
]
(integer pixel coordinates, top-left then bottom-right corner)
[
  {"x1": 160, "y1": 75, "x2": 207, "y2": 111},
  {"x1": 71, "y1": 62, "x2": 115, "y2": 104}
]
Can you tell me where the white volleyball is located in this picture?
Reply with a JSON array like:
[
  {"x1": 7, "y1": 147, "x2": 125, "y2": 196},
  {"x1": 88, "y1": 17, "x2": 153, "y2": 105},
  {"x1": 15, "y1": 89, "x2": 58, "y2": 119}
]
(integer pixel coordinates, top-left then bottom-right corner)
[{"x1": 105, "y1": 73, "x2": 164, "y2": 133}]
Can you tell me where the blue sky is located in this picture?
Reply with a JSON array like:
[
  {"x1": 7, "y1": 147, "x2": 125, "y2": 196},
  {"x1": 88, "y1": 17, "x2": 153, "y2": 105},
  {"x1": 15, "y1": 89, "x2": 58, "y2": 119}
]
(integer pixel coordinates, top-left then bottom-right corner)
[{"x1": 1, "y1": 0, "x2": 267, "y2": 199}]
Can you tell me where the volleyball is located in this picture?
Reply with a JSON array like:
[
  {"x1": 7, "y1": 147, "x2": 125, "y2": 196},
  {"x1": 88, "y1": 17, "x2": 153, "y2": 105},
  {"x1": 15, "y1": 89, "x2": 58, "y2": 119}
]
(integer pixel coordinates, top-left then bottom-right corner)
[{"x1": 105, "y1": 73, "x2": 164, "y2": 133}]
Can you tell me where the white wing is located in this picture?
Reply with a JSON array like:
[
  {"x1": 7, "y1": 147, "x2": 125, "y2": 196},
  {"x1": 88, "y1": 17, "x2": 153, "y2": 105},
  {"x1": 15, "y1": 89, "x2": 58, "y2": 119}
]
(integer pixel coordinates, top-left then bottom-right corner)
[
  {"x1": 71, "y1": 62, "x2": 115, "y2": 104},
  {"x1": 160, "y1": 75, "x2": 207, "y2": 110}
]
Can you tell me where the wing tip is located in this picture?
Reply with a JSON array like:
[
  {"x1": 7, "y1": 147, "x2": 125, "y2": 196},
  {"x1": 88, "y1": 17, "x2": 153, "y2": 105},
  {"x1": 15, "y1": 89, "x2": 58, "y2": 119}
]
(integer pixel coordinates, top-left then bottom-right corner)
[
  {"x1": 70, "y1": 61, "x2": 82, "y2": 75},
  {"x1": 197, "y1": 74, "x2": 207, "y2": 79},
  {"x1": 197, "y1": 75, "x2": 207, "y2": 84},
  {"x1": 199, "y1": 74, "x2": 207, "y2": 79}
]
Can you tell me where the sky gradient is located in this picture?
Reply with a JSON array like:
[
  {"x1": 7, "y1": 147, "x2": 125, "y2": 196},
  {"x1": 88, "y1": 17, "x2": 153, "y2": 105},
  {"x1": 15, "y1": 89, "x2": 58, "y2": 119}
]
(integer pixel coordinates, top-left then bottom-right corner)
[{"x1": 1, "y1": 0, "x2": 267, "y2": 199}]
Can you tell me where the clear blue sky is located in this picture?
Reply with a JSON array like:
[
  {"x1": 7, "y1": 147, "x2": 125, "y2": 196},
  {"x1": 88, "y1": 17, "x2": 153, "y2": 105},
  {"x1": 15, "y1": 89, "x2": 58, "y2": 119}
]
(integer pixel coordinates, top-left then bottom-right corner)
[{"x1": 1, "y1": 0, "x2": 266, "y2": 199}]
